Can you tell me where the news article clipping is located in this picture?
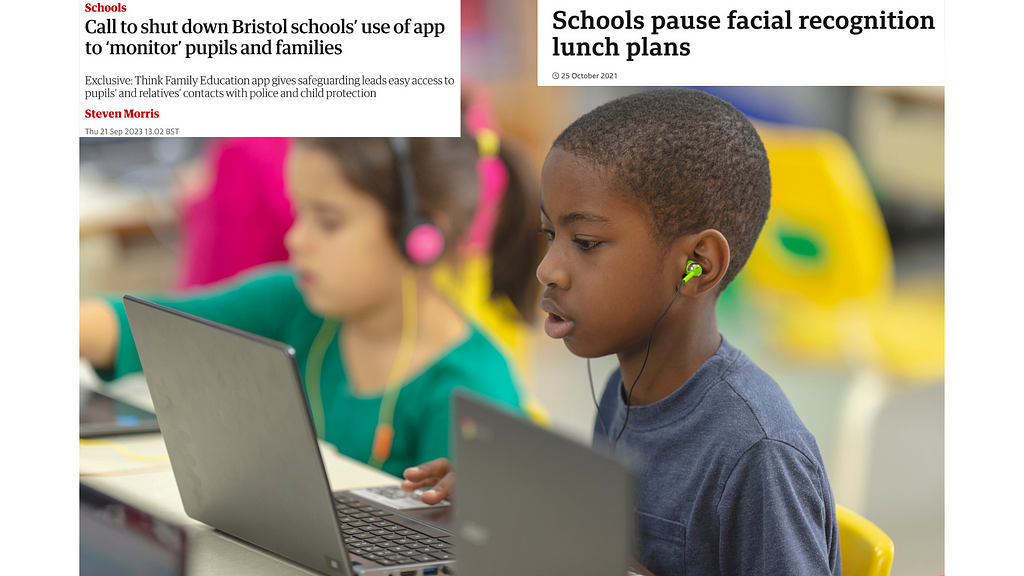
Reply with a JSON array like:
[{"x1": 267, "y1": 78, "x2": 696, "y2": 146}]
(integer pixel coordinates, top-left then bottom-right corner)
[
  {"x1": 538, "y1": 0, "x2": 942, "y2": 85},
  {"x1": 79, "y1": 1, "x2": 461, "y2": 136},
  {"x1": 13, "y1": 0, "x2": 1021, "y2": 573}
]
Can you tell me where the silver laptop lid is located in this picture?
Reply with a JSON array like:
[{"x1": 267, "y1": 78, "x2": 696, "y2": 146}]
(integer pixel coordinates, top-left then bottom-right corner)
[
  {"x1": 123, "y1": 296, "x2": 353, "y2": 576},
  {"x1": 454, "y1": 392, "x2": 635, "y2": 576}
]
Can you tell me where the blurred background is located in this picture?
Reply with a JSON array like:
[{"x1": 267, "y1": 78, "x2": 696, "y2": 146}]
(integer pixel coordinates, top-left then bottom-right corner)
[{"x1": 80, "y1": 1, "x2": 944, "y2": 574}]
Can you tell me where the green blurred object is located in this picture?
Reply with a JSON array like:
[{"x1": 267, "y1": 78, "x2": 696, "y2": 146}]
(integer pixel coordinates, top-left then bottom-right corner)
[{"x1": 779, "y1": 231, "x2": 821, "y2": 258}]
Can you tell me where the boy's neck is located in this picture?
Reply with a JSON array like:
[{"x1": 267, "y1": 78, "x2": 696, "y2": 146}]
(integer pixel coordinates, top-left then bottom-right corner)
[{"x1": 616, "y1": 302, "x2": 721, "y2": 407}]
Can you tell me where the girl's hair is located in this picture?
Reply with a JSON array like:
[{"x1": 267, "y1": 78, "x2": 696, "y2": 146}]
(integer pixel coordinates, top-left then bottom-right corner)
[{"x1": 297, "y1": 136, "x2": 544, "y2": 321}]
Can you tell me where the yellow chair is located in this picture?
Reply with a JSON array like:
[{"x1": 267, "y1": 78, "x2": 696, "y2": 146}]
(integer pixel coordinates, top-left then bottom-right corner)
[
  {"x1": 432, "y1": 255, "x2": 551, "y2": 427},
  {"x1": 742, "y1": 123, "x2": 943, "y2": 512},
  {"x1": 837, "y1": 504, "x2": 895, "y2": 576}
]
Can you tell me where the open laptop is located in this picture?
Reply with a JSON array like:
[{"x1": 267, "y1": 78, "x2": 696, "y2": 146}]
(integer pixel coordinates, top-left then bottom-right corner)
[
  {"x1": 80, "y1": 482, "x2": 188, "y2": 576},
  {"x1": 453, "y1": 392, "x2": 635, "y2": 576},
  {"x1": 123, "y1": 296, "x2": 457, "y2": 576},
  {"x1": 80, "y1": 386, "x2": 160, "y2": 437}
]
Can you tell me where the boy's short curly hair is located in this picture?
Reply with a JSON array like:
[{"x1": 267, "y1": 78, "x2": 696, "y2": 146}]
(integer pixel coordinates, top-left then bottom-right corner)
[{"x1": 552, "y1": 88, "x2": 771, "y2": 290}]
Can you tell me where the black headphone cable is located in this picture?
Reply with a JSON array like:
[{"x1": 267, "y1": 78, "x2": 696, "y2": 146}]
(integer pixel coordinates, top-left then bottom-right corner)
[{"x1": 590, "y1": 278, "x2": 685, "y2": 452}]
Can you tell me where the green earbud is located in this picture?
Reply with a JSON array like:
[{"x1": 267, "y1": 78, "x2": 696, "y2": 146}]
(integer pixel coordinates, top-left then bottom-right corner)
[{"x1": 682, "y1": 260, "x2": 703, "y2": 283}]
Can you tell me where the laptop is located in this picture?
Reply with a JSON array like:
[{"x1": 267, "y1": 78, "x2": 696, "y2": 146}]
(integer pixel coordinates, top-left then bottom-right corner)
[
  {"x1": 80, "y1": 386, "x2": 160, "y2": 437},
  {"x1": 123, "y1": 295, "x2": 457, "y2": 576},
  {"x1": 80, "y1": 482, "x2": 188, "y2": 576},
  {"x1": 453, "y1": 392, "x2": 635, "y2": 576}
]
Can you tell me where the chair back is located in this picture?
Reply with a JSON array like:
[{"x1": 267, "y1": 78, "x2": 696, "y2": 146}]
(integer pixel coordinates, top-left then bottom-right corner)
[
  {"x1": 744, "y1": 124, "x2": 894, "y2": 307},
  {"x1": 837, "y1": 504, "x2": 895, "y2": 576}
]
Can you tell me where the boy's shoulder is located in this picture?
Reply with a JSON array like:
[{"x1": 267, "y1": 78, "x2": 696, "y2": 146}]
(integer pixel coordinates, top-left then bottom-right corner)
[
  {"x1": 600, "y1": 337, "x2": 824, "y2": 472},
  {"x1": 602, "y1": 339, "x2": 840, "y2": 575},
  {"x1": 711, "y1": 340, "x2": 821, "y2": 453}
]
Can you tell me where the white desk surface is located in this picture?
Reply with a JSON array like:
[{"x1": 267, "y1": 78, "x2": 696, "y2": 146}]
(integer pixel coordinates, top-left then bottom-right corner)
[{"x1": 80, "y1": 432, "x2": 400, "y2": 576}]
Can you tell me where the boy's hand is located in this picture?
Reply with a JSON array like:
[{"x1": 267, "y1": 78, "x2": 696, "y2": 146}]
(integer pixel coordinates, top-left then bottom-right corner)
[{"x1": 401, "y1": 458, "x2": 454, "y2": 505}]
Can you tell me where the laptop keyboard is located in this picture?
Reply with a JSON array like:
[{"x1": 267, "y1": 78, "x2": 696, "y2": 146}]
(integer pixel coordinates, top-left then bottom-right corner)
[{"x1": 335, "y1": 494, "x2": 456, "y2": 567}]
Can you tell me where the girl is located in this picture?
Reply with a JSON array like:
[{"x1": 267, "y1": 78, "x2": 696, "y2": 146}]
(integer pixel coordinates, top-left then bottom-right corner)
[{"x1": 80, "y1": 135, "x2": 544, "y2": 478}]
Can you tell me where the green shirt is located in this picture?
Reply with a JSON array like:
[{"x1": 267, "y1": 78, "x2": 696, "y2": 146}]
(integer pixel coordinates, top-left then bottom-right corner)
[{"x1": 101, "y1": 266, "x2": 521, "y2": 477}]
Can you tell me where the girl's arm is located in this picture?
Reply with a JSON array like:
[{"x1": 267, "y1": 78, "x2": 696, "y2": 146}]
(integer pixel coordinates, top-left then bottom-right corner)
[
  {"x1": 81, "y1": 266, "x2": 305, "y2": 381},
  {"x1": 80, "y1": 299, "x2": 119, "y2": 370}
]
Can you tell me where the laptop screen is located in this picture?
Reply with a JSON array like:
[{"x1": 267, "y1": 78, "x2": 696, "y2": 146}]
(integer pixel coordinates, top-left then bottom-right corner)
[
  {"x1": 80, "y1": 483, "x2": 188, "y2": 576},
  {"x1": 453, "y1": 392, "x2": 635, "y2": 576},
  {"x1": 80, "y1": 386, "x2": 160, "y2": 437}
]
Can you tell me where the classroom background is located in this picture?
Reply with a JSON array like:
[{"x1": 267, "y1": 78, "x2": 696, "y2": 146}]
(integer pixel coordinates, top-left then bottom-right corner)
[
  {"x1": 80, "y1": 6, "x2": 943, "y2": 574},
  {"x1": 79, "y1": 84, "x2": 943, "y2": 576}
]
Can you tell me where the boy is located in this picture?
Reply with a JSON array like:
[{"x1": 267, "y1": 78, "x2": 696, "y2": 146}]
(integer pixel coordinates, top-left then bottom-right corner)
[{"x1": 404, "y1": 88, "x2": 842, "y2": 575}]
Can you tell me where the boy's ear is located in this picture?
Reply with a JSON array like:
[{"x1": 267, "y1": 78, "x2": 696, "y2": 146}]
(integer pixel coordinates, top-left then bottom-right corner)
[{"x1": 676, "y1": 230, "x2": 730, "y2": 296}]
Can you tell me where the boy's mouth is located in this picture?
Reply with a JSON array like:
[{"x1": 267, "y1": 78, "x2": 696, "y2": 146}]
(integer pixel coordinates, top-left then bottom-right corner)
[
  {"x1": 540, "y1": 296, "x2": 575, "y2": 339},
  {"x1": 544, "y1": 313, "x2": 575, "y2": 339}
]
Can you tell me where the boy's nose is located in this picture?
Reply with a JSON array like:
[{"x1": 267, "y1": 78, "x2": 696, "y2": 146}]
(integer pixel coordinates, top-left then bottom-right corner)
[{"x1": 536, "y1": 246, "x2": 570, "y2": 289}]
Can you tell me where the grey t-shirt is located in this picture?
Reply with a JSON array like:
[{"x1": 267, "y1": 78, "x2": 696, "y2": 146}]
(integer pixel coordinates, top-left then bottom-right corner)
[{"x1": 595, "y1": 337, "x2": 841, "y2": 576}]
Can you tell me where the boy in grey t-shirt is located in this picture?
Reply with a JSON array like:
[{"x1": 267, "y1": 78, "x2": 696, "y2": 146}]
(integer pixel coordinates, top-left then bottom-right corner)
[
  {"x1": 596, "y1": 339, "x2": 839, "y2": 575},
  {"x1": 405, "y1": 88, "x2": 841, "y2": 575}
]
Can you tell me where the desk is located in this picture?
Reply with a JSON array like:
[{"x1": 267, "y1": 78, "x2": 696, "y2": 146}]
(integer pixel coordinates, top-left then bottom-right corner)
[
  {"x1": 80, "y1": 433, "x2": 399, "y2": 576},
  {"x1": 79, "y1": 370, "x2": 641, "y2": 576}
]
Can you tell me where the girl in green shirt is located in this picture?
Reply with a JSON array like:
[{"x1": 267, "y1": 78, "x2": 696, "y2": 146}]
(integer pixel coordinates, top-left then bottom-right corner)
[{"x1": 80, "y1": 136, "x2": 545, "y2": 478}]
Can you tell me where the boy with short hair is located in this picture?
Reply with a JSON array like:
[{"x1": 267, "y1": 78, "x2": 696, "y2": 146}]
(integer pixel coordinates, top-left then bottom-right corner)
[{"x1": 406, "y1": 88, "x2": 841, "y2": 575}]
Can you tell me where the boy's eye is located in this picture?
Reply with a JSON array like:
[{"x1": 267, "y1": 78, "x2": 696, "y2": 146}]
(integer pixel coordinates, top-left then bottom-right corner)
[
  {"x1": 573, "y1": 238, "x2": 601, "y2": 251},
  {"x1": 537, "y1": 227, "x2": 555, "y2": 243}
]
